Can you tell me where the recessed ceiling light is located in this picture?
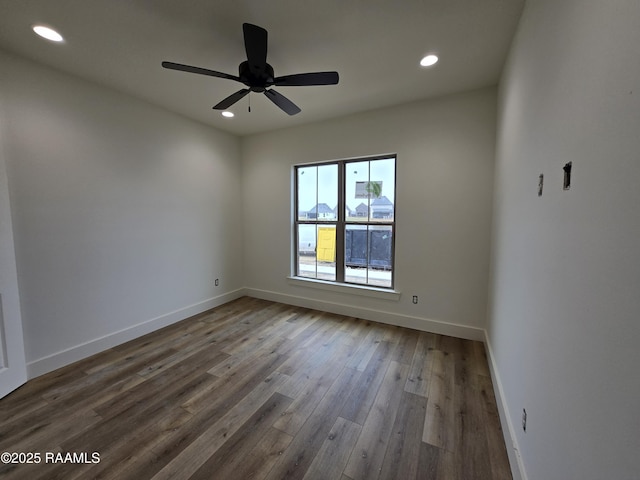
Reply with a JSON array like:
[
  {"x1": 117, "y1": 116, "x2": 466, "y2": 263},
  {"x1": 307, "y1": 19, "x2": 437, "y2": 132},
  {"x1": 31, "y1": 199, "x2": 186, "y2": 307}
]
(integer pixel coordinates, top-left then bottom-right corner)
[
  {"x1": 33, "y1": 25, "x2": 64, "y2": 42},
  {"x1": 420, "y1": 54, "x2": 439, "y2": 67},
  {"x1": 221, "y1": 111, "x2": 234, "y2": 118}
]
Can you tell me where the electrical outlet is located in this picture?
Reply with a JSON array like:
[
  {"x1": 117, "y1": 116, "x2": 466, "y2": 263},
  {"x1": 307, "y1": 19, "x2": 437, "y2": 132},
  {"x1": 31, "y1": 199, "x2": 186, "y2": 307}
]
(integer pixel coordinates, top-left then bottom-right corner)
[
  {"x1": 215, "y1": 278, "x2": 219, "y2": 287},
  {"x1": 412, "y1": 295, "x2": 418, "y2": 304},
  {"x1": 522, "y1": 408, "x2": 527, "y2": 432}
]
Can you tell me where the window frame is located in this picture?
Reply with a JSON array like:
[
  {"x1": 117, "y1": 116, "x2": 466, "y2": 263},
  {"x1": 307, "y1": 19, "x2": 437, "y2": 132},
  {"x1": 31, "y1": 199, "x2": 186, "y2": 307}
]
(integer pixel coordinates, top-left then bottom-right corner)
[{"x1": 293, "y1": 154, "x2": 397, "y2": 290}]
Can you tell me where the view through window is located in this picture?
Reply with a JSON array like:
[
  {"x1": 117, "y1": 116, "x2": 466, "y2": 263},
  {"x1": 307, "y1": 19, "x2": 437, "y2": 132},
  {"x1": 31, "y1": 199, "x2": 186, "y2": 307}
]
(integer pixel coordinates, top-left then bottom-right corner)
[{"x1": 295, "y1": 156, "x2": 396, "y2": 288}]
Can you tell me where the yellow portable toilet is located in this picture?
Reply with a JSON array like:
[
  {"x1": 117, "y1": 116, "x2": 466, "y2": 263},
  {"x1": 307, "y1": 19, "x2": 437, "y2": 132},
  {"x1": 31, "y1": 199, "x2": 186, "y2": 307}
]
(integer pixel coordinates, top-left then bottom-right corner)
[{"x1": 316, "y1": 227, "x2": 336, "y2": 262}]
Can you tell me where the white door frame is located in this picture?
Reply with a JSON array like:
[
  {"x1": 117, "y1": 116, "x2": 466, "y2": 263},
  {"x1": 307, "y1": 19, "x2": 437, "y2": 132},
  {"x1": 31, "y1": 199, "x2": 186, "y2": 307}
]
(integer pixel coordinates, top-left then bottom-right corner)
[{"x1": 0, "y1": 108, "x2": 27, "y2": 399}]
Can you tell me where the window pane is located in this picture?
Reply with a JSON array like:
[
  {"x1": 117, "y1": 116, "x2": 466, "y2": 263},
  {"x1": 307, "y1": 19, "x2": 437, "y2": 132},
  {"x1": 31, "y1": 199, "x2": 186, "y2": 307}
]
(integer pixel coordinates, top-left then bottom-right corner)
[
  {"x1": 345, "y1": 224, "x2": 393, "y2": 287},
  {"x1": 316, "y1": 225, "x2": 336, "y2": 281},
  {"x1": 368, "y1": 225, "x2": 393, "y2": 288},
  {"x1": 345, "y1": 224, "x2": 368, "y2": 284},
  {"x1": 297, "y1": 167, "x2": 317, "y2": 221},
  {"x1": 297, "y1": 224, "x2": 317, "y2": 278},
  {"x1": 315, "y1": 164, "x2": 338, "y2": 221},
  {"x1": 297, "y1": 224, "x2": 336, "y2": 281},
  {"x1": 369, "y1": 158, "x2": 395, "y2": 222},
  {"x1": 345, "y1": 161, "x2": 370, "y2": 222}
]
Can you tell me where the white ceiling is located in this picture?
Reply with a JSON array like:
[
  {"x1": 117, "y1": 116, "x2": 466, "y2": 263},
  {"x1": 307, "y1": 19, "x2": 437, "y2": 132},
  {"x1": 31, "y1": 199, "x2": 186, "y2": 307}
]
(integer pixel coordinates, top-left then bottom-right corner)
[{"x1": 0, "y1": 0, "x2": 524, "y2": 136}]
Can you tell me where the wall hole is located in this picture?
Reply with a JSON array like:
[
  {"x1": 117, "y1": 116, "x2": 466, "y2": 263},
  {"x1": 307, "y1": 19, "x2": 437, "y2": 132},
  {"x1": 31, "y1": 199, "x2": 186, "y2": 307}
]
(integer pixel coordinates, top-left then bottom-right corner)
[{"x1": 563, "y1": 162, "x2": 572, "y2": 190}]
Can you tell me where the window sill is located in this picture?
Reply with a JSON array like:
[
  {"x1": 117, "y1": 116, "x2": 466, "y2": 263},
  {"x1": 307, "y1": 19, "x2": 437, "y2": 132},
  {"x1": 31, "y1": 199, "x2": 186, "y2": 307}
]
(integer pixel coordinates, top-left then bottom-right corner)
[{"x1": 287, "y1": 276, "x2": 401, "y2": 301}]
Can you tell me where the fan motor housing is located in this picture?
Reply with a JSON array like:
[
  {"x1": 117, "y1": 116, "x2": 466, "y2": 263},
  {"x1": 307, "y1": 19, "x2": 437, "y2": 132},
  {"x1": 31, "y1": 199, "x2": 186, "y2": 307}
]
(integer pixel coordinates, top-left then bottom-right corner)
[{"x1": 239, "y1": 61, "x2": 274, "y2": 92}]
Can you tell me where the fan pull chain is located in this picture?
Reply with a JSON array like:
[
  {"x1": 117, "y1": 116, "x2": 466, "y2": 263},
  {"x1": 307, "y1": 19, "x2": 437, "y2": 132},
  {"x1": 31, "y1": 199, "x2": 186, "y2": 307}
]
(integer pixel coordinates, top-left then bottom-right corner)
[{"x1": 248, "y1": 93, "x2": 251, "y2": 113}]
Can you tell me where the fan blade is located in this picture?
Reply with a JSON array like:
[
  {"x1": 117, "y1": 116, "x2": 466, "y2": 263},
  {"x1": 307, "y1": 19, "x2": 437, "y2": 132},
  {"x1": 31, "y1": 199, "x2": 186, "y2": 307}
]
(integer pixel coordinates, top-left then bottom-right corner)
[
  {"x1": 243, "y1": 23, "x2": 268, "y2": 75},
  {"x1": 273, "y1": 71, "x2": 339, "y2": 87},
  {"x1": 213, "y1": 89, "x2": 251, "y2": 110},
  {"x1": 162, "y1": 61, "x2": 240, "y2": 82},
  {"x1": 264, "y1": 89, "x2": 301, "y2": 116}
]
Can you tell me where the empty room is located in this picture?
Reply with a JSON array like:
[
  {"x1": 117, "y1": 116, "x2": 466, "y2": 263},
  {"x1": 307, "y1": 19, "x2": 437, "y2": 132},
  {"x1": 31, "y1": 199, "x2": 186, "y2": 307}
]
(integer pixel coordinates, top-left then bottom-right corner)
[{"x1": 1, "y1": 1, "x2": 639, "y2": 479}]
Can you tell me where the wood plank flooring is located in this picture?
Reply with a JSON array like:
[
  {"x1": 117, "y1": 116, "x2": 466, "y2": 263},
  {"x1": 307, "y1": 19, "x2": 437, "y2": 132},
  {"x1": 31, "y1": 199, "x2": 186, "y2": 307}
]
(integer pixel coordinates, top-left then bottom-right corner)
[{"x1": 0, "y1": 297, "x2": 511, "y2": 480}]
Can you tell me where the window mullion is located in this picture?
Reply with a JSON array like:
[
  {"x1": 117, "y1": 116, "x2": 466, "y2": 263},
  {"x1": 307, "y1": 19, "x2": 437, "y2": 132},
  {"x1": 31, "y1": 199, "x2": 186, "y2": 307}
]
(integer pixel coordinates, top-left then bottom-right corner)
[{"x1": 336, "y1": 161, "x2": 345, "y2": 282}]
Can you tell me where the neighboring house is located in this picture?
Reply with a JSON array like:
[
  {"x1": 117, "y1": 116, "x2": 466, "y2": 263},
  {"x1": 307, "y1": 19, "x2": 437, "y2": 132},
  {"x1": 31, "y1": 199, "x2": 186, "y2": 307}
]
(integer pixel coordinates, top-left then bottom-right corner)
[
  {"x1": 354, "y1": 202, "x2": 369, "y2": 217},
  {"x1": 307, "y1": 203, "x2": 336, "y2": 219},
  {"x1": 335, "y1": 205, "x2": 353, "y2": 218},
  {"x1": 371, "y1": 196, "x2": 394, "y2": 219}
]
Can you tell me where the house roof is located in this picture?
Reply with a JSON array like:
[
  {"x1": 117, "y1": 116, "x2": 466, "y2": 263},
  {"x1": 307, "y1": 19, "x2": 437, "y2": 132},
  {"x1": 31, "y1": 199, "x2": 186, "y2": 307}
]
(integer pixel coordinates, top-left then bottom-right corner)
[
  {"x1": 371, "y1": 196, "x2": 393, "y2": 207},
  {"x1": 308, "y1": 203, "x2": 334, "y2": 214}
]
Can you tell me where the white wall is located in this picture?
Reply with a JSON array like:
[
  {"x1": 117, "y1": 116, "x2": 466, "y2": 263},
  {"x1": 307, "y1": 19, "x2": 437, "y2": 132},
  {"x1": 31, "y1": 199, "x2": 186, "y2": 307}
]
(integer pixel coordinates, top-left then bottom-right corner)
[
  {"x1": 488, "y1": 1, "x2": 640, "y2": 479},
  {"x1": 1, "y1": 50, "x2": 244, "y2": 376},
  {"x1": 242, "y1": 88, "x2": 497, "y2": 338}
]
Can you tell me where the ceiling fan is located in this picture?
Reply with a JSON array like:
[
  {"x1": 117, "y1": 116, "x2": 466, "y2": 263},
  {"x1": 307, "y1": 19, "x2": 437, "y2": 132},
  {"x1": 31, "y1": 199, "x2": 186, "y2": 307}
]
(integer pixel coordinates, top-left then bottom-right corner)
[{"x1": 162, "y1": 23, "x2": 339, "y2": 116}]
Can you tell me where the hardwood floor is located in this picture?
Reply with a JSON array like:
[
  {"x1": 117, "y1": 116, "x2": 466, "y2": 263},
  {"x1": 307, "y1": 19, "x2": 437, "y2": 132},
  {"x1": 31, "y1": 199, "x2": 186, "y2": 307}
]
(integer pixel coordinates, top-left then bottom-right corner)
[{"x1": 0, "y1": 297, "x2": 512, "y2": 480}]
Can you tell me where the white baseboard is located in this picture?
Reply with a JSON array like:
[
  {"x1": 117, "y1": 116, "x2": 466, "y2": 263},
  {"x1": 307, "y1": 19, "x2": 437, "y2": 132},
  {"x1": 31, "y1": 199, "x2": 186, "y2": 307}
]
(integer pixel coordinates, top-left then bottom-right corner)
[
  {"x1": 244, "y1": 287, "x2": 486, "y2": 341},
  {"x1": 483, "y1": 331, "x2": 528, "y2": 480},
  {"x1": 26, "y1": 288, "x2": 246, "y2": 379}
]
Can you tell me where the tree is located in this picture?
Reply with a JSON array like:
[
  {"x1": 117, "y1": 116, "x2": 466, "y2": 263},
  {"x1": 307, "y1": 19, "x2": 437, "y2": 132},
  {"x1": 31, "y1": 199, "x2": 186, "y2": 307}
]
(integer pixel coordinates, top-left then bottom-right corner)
[{"x1": 365, "y1": 181, "x2": 382, "y2": 198}]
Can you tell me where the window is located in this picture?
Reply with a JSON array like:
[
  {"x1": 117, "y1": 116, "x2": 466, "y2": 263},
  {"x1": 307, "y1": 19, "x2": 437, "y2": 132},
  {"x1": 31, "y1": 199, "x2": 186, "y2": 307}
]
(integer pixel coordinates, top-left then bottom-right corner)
[{"x1": 294, "y1": 155, "x2": 396, "y2": 288}]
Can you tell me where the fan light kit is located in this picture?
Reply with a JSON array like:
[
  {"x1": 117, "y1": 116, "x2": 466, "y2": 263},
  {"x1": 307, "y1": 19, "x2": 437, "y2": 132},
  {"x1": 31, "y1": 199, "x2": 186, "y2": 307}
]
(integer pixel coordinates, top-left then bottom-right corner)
[
  {"x1": 162, "y1": 23, "x2": 339, "y2": 116},
  {"x1": 221, "y1": 111, "x2": 234, "y2": 118},
  {"x1": 420, "y1": 54, "x2": 439, "y2": 67},
  {"x1": 32, "y1": 25, "x2": 64, "y2": 42}
]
